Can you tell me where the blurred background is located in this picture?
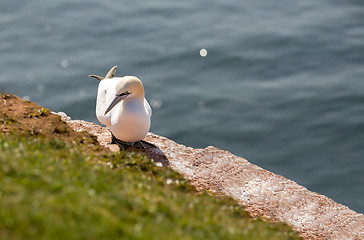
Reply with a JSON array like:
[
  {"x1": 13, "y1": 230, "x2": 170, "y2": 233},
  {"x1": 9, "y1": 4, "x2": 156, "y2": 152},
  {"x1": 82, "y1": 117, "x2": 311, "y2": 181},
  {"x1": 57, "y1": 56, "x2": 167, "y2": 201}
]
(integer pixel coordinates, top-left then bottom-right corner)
[{"x1": 1, "y1": 0, "x2": 363, "y2": 213}]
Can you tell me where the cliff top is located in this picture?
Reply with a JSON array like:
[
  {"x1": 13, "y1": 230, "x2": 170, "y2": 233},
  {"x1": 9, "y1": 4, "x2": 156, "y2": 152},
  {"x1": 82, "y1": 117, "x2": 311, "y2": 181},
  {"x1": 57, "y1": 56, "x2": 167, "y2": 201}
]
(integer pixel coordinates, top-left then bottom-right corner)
[
  {"x1": 2, "y1": 92, "x2": 364, "y2": 239},
  {"x1": 0, "y1": 92, "x2": 300, "y2": 239}
]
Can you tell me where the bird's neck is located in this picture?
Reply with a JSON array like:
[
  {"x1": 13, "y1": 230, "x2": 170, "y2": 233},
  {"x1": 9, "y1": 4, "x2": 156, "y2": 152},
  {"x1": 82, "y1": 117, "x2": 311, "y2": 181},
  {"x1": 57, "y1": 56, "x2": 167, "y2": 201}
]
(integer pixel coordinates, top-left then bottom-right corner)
[{"x1": 125, "y1": 93, "x2": 144, "y2": 105}]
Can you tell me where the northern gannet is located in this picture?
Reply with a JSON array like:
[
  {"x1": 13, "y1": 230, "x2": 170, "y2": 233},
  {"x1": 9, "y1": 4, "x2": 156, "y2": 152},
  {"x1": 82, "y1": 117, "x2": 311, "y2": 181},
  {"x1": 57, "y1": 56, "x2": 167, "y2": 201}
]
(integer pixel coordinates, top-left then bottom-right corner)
[{"x1": 89, "y1": 66, "x2": 155, "y2": 150}]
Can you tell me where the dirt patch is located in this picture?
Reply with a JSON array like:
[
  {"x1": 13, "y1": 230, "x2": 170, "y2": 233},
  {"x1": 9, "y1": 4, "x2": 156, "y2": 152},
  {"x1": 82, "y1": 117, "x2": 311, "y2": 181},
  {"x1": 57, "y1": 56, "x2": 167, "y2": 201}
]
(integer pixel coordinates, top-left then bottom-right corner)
[{"x1": 0, "y1": 93, "x2": 99, "y2": 148}]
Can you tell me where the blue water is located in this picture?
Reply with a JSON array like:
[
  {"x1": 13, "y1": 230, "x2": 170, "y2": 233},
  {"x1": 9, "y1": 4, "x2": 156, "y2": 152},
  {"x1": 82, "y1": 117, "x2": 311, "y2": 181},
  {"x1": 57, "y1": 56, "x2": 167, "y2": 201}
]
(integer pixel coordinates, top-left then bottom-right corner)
[{"x1": 1, "y1": 0, "x2": 364, "y2": 213}]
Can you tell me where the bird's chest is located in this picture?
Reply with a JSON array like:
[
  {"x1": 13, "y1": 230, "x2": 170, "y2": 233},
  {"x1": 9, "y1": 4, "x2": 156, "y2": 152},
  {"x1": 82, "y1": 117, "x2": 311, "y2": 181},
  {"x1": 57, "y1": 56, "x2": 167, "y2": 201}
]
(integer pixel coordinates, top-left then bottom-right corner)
[{"x1": 112, "y1": 101, "x2": 147, "y2": 125}]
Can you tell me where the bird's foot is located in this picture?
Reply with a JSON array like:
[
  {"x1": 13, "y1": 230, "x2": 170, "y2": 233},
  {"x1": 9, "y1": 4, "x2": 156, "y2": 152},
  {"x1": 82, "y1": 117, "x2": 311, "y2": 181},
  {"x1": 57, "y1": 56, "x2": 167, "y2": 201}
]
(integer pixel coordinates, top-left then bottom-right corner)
[
  {"x1": 114, "y1": 140, "x2": 133, "y2": 150},
  {"x1": 133, "y1": 140, "x2": 157, "y2": 149},
  {"x1": 111, "y1": 134, "x2": 132, "y2": 150},
  {"x1": 111, "y1": 133, "x2": 157, "y2": 150}
]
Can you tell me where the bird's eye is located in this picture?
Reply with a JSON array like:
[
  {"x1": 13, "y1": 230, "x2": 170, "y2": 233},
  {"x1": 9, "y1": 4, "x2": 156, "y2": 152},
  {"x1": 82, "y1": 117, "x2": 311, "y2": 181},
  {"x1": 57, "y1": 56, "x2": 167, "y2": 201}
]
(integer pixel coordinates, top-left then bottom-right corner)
[{"x1": 117, "y1": 91, "x2": 131, "y2": 97}]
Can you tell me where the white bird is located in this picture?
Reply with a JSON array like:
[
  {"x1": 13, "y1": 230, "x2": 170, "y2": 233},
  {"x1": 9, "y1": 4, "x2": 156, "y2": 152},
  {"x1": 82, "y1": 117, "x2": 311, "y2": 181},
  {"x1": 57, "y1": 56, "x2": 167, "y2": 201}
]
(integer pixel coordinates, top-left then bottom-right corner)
[{"x1": 89, "y1": 66, "x2": 155, "y2": 149}]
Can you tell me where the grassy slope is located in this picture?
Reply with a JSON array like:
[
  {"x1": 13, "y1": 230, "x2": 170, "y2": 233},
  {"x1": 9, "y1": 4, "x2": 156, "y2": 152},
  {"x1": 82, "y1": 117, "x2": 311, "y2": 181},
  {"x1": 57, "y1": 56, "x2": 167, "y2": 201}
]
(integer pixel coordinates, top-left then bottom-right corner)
[{"x1": 0, "y1": 93, "x2": 301, "y2": 240}]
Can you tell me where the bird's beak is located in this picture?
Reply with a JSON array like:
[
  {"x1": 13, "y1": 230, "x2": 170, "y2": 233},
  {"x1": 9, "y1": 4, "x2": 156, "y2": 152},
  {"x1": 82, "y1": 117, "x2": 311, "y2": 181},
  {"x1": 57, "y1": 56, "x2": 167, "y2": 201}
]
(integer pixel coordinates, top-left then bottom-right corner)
[{"x1": 104, "y1": 91, "x2": 131, "y2": 115}]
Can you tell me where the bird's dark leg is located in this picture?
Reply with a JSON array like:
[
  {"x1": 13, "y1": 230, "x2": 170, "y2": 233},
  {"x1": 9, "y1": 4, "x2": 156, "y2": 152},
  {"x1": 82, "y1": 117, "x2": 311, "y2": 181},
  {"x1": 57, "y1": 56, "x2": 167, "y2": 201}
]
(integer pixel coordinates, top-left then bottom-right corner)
[
  {"x1": 134, "y1": 140, "x2": 157, "y2": 149},
  {"x1": 110, "y1": 132, "x2": 117, "y2": 145},
  {"x1": 110, "y1": 132, "x2": 133, "y2": 150},
  {"x1": 110, "y1": 131, "x2": 157, "y2": 150}
]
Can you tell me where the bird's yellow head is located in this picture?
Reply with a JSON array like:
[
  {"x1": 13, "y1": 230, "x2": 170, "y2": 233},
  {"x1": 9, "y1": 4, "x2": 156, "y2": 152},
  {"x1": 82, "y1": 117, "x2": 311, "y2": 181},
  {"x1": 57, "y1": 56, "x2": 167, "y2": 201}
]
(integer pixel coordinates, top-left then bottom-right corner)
[{"x1": 89, "y1": 66, "x2": 146, "y2": 116}]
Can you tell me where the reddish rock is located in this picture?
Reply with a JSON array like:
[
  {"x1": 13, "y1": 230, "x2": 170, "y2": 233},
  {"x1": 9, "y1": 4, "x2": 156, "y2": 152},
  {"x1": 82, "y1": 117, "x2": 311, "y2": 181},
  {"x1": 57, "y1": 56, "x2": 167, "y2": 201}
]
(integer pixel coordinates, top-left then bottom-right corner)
[{"x1": 57, "y1": 112, "x2": 364, "y2": 240}]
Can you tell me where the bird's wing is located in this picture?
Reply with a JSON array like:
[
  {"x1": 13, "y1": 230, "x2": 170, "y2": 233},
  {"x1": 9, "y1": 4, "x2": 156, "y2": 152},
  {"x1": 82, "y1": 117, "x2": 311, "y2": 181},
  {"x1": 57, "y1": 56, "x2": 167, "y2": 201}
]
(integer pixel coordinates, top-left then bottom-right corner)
[
  {"x1": 96, "y1": 79, "x2": 115, "y2": 126},
  {"x1": 144, "y1": 98, "x2": 152, "y2": 118}
]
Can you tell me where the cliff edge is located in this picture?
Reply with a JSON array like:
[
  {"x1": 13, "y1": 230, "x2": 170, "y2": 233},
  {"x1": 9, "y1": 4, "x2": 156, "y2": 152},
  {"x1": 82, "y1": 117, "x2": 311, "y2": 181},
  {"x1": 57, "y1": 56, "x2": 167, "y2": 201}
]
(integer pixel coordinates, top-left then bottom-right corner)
[{"x1": 59, "y1": 113, "x2": 364, "y2": 240}]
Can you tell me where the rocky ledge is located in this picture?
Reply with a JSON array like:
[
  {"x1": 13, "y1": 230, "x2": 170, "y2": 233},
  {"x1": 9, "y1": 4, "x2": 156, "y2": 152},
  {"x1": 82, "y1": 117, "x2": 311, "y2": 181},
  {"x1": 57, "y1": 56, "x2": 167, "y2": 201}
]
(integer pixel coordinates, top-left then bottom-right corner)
[{"x1": 57, "y1": 112, "x2": 364, "y2": 240}]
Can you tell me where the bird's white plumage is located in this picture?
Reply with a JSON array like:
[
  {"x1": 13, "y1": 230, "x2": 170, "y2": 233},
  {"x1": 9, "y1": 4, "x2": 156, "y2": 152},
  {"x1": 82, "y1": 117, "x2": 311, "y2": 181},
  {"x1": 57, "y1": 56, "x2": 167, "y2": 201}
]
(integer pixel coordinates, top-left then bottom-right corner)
[
  {"x1": 96, "y1": 78, "x2": 115, "y2": 127},
  {"x1": 96, "y1": 76, "x2": 151, "y2": 142}
]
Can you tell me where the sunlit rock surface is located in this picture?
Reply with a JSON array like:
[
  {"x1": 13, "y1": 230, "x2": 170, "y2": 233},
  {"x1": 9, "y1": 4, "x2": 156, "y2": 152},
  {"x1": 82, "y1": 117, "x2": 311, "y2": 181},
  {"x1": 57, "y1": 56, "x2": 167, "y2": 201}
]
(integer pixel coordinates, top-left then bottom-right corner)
[{"x1": 57, "y1": 112, "x2": 364, "y2": 240}]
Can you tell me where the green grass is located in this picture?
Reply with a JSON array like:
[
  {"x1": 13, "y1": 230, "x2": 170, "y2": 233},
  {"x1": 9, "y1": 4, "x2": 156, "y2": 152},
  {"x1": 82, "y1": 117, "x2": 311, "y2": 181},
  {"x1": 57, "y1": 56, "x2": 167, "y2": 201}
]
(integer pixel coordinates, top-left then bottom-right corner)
[{"x1": 0, "y1": 134, "x2": 300, "y2": 240}]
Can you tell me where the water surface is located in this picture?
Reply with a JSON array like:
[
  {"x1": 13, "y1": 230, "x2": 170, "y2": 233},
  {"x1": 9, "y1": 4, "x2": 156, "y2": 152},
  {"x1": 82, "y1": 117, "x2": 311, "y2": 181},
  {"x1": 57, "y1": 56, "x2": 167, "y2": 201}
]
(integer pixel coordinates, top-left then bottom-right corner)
[{"x1": 1, "y1": 0, "x2": 363, "y2": 213}]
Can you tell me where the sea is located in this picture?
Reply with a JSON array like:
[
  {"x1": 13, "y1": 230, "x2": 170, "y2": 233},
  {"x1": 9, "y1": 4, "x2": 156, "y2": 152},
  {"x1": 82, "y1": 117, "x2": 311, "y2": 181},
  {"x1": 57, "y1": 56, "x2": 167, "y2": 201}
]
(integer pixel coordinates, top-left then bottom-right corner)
[{"x1": 1, "y1": 0, "x2": 363, "y2": 213}]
